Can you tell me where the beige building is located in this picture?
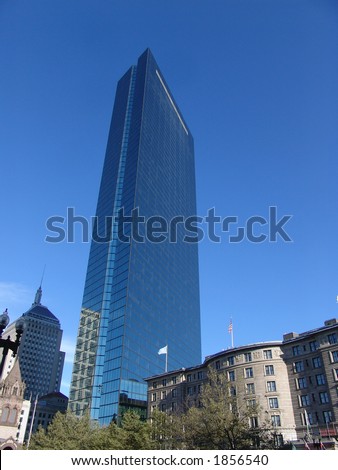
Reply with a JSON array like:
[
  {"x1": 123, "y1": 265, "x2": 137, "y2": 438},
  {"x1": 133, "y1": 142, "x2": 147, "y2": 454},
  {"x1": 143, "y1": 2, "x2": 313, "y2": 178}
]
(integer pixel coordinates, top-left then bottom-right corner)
[
  {"x1": 146, "y1": 341, "x2": 297, "y2": 444},
  {"x1": 146, "y1": 318, "x2": 338, "y2": 447}
]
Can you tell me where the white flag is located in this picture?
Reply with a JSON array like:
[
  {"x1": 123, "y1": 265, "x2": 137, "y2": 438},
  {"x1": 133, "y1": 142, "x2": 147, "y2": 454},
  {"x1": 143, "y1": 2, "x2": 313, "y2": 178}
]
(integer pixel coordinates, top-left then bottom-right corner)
[{"x1": 158, "y1": 345, "x2": 168, "y2": 355}]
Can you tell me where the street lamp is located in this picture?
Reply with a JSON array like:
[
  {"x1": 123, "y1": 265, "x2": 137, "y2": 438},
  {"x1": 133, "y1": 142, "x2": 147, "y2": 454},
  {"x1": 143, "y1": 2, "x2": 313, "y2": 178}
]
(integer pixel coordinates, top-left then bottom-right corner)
[{"x1": 0, "y1": 309, "x2": 25, "y2": 378}]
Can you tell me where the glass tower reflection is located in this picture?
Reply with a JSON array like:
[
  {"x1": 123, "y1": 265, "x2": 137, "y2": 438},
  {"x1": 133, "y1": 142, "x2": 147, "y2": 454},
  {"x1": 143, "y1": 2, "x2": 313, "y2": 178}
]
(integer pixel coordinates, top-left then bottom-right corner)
[{"x1": 69, "y1": 49, "x2": 201, "y2": 425}]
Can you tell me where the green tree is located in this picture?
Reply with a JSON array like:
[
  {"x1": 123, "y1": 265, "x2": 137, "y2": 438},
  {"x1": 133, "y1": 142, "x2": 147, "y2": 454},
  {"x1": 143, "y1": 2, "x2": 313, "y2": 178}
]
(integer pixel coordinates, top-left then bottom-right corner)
[
  {"x1": 29, "y1": 411, "x2": 95, "y2": 449},
  {"x1": 29, "y1": 410, "x2": 157, "y2": 450},
  {"x1": 150, "y1": 409, "x2": 184, "y2": 450},
  {"x1": 179, "y1": 367, "x2": 266, "y2": 450},
  {"x1": 119, "y1": 411, "x2": 154, "y2": 449},
  {"x1": 28, "y1": 410, "x2": 123, "y2": 450}
]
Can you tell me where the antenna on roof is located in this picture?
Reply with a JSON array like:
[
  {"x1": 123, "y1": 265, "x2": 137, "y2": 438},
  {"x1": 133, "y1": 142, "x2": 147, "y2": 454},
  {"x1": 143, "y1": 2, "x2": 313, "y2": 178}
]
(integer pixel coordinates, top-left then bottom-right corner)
[{"x1": 40, "y1": 264, "x2": 46, "y2": 288}]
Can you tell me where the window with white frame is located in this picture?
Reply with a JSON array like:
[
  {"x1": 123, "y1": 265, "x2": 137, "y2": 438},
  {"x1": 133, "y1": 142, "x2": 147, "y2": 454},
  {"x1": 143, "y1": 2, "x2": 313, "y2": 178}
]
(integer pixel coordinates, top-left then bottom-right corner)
[
  {"x1": 265, "y1": 365, "x2": 275, "y2": 376},
  {"x1": 300, "y1": 395, "x2": 310, "y2": 407},
  {"x1": 323, "y1": 410, "x2": 332, "y2": 423},
  {"x1": 245, "y1": 367, "x2": 253, "y2": 378},
  {"x1": 267, "y1": 380, "x2": 277, "y2": 392},
  {"x1": 271, "y1": 415, "x2": 281, "y2": 427},
  {"x1": 263, "y1": 350, "x2": 273, "y2": 359},
  {"x1": 312, "y1": 357, "x2": 322, "y2": 369},
  {"x1": 331, "y1": 350, "x2": 338, "y2": 362},
  {"x1": 246, "y1": 383, "x2": 255, "y2": 394},
  {"x1": 228, "y1": 356, "x2": 235, "y2": 366},
  {"x1": 230, "y1": 386, "x2": 236, "y2": 396},
  {"x1": 292, "y1": 345, "x2": 301, "y2": 356},
  {"x1": 319, "y1": 392, "x2": 329, "y2": 404},
  {"x1": 244, "y1": 352, "x2": 252, "y2": 362},
  {"x1": 297, "y1": 377, "x2": 307, "y2": 389},
  {"x1": 328, "y1": 333, "x2": 337, "y2": 345},
  {"x1": 269, "y1": 397, "x2": 279, "y2": 409},
  {"x1": 250, "y1": 416, "x2": 259, "y2": 428},
  {"x1": 247, "y1": 399, "x2": 256, "y2": 409},
  {"x1": 294, "y1": 361, "x2": 304, "y2": 372},
  {"x1": 316, "y1": 374, "x2": 325, "y2": 386},
  {"x1": 309, "y1": 340, "x2": 318, "y2": 352},
  {"x1": 306, "y1": 412, "x2": 314, "y2": 425}
]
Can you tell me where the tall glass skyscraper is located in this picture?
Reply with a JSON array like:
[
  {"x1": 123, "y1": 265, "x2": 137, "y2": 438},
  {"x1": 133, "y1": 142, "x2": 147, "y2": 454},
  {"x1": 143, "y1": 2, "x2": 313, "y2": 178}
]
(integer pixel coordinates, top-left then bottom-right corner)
[{"x1": 69, "y1": 49, "x2": 201, "y2": 425}]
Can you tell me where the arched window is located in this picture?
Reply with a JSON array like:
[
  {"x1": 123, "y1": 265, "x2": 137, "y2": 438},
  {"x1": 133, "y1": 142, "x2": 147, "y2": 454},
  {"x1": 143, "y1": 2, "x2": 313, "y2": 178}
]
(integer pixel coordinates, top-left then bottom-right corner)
[
  {"x1": 1, "y1": 407, "x2": 10, "y2": 423},
  {"x1": 9, "y1": 408, "x2": 18, "y2": 424}
]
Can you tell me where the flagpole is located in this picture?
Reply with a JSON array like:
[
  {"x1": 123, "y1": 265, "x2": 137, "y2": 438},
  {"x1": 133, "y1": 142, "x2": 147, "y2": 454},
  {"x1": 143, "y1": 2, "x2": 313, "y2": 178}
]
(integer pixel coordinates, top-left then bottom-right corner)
[
  {"x1": 165, "y1": 345, "x2": 168, "y2": 373},
  {"x1": 26, "y1": 393, "x2": 38, "y2": 449},
  {"x1": 158, "y1": 345, "x2": 168, "y2": 373},
  {"x1": 228, "y1": 318, "x2": 234, "y2": 348}
]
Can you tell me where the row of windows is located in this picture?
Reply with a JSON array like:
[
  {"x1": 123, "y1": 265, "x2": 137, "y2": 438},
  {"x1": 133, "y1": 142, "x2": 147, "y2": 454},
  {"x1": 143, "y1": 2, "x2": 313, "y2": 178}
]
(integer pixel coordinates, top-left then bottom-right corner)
[
  {"x1": 151, "y1": 388, "x2": 178, "y2": 401},
  {"x1": 152, "y1": 402, "x2": 177, "y2": 412},
  {"x1": 154, "y1": 358, "x2": 279, "y2": 387},
  {"x1": 293, "y1": 352, "x2": 338, "y2": 370},
  {"x1": 245, "y1": 414, "x2": 283, "y2": 430},
  {"x1": 214, "y1": 350, "x2": 275, "y2": 369},
  {"x1": 299, "y1": 391, "x2": 331, "y2": 406},
  {"x1": 296, "y1": 374, "x2": 327, "y2": 389},
  {"x1": 300, "y1": 410, "x2": 333, "y2": 425},
  {"x1": 228, "y1": 364, "x2": 276, "y2": 380},
  {"x1": 293, "y1": 356, "x2": 324, "y2": 371},
  {"x1": 152, "y1": 380, "x2": 279, "y2": 402},
  {"x1": 152, "y1": 375, "x2": 178, "y2": 388},
  {"x1": 152, "y1": 396, "x2": 281, "y2": 412},
  {"x1": 152, "y1": 348, "x2": 338, "y2": 390},
  {"x1": 292, "y1": 334, "x2": 337, "y2": 356}
]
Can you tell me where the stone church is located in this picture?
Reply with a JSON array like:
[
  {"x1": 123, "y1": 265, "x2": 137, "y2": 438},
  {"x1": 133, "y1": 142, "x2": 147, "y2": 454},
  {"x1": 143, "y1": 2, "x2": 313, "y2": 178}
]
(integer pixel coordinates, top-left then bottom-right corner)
[{"x1": 0, "y1": 360, "x2": 30, "y2": 449}]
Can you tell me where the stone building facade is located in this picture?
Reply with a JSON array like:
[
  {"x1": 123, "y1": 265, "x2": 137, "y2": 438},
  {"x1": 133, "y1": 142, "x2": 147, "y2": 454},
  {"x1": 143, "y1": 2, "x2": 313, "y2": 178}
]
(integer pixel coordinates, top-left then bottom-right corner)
[
  {"x1": 282, "y1": 318, "x2": 338, "y2": 441},
  {"x1": 146, "y1": 318, "x2": 338, "y2": 446},
  {"x1": 146, "y1": 342, "x2": 297, "y2": 444}
]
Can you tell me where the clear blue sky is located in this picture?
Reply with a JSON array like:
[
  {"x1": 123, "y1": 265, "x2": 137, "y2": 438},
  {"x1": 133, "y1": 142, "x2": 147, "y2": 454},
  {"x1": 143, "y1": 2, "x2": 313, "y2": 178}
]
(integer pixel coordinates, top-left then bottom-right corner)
[{"x1": 1, "y1": 0, "x2": 337, "y2": 395}]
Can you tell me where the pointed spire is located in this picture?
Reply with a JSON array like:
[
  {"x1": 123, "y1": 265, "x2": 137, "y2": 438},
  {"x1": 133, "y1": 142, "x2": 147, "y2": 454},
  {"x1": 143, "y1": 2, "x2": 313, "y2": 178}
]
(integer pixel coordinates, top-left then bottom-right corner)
[
  {"x1": 33, "y1": 286, "x2": 42, "y2": 305},
  {"x1": 33, "y1": 265, "x2": 46, "y2": 305}
]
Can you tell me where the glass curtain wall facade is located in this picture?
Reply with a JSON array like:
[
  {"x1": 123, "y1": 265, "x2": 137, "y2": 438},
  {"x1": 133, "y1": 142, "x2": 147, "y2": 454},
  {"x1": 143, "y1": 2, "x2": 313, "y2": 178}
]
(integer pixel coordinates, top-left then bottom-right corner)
[{"x1": 69, "y1": 49, "x2": 201, "y2": 425}]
